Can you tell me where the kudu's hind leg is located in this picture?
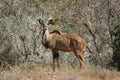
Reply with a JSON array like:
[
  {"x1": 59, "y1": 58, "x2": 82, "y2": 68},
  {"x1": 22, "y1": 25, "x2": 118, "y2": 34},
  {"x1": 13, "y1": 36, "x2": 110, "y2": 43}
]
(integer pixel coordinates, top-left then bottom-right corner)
[
  {"x1": 74, "y1": 50, "x2": 84, "y2": 69},
  {"x1": 79, "y1": 54, "x2": 84, "y2": 69}
]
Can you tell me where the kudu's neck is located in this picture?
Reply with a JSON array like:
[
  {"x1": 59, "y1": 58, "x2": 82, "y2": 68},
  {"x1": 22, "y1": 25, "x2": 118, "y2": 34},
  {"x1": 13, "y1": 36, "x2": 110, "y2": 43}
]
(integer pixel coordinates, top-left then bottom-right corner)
[
  {"x1": 42, "y1": 28, "x2": 52, "y2": 42},
  {"x1": 43, "y1": 28, "x2": 49, "y2": 36}
]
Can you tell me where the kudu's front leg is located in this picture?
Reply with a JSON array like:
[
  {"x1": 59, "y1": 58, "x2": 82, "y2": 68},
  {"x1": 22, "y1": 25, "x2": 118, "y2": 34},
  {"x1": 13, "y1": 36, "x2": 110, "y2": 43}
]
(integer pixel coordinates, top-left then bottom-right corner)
[
  {"x1": 56, "y1": 52, "x2": 60, "y2": 70},
  {"x1": 52, "y1": 51, "x2": 59, "y2": 72}
]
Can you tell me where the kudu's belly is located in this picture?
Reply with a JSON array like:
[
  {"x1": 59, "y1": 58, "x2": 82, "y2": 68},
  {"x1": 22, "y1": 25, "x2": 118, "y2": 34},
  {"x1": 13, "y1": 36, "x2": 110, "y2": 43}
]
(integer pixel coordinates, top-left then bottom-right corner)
[{"x1": 55, "y1": 40, "x2": 73, "y2": 52}]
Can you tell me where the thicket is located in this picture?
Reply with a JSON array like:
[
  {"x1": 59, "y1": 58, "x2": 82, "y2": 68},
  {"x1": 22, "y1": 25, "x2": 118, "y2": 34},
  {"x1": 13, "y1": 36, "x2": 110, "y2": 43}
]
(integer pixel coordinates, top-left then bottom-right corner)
[
  {"x1": 111, "y1": 24, "x2": 120, "y2": 70},
  {"x1": 0, "y1": 0, "x2": 120, "y2": 70}
]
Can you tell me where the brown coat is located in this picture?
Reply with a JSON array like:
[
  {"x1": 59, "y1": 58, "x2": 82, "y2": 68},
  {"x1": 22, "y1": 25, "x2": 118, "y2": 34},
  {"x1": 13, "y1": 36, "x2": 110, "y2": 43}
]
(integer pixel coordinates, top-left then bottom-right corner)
[{"x1": 38, "y1": 17, "x2": 86, "y2": 71}]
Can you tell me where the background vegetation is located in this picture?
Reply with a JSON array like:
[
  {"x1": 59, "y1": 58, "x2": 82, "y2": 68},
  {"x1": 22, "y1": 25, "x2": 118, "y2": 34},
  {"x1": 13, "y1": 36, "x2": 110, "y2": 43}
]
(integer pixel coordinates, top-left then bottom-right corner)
[{"x1": 0, "y1": 0, "x2": 120, "y2": 71}]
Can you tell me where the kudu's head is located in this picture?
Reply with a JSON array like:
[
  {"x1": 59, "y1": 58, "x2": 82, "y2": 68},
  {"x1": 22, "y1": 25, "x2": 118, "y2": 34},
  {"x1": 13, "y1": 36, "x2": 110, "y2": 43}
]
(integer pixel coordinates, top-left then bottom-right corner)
[
  {"x1": 38, "y1": 17, "x2": 59, "y2": 36},
  {"x1": 37, "y1": 17, "x2": 59, "y2": 29}
]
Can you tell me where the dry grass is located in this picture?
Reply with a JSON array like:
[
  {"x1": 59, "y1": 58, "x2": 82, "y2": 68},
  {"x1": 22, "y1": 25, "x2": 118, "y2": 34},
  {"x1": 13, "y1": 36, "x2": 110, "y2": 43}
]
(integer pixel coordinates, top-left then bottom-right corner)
[{"x1": 0, "y1": 62, "x2": 120, "y2": 80}]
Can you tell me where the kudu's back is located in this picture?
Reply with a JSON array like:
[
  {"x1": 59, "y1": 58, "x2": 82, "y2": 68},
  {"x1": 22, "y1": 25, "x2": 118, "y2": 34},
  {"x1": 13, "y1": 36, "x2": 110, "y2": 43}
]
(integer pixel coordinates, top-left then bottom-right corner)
[{"x1": 48, "y1": 33, "x2": 86, "y2": 52}]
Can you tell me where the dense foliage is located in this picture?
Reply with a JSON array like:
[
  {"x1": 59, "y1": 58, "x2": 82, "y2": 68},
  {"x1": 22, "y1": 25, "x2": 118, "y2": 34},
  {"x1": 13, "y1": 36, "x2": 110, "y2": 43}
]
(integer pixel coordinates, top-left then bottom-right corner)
[
  {"x1": 0, "y1": 0, "x2": 120, "y2": 70},
  {"x1": 112, "y1": 24, "x2": 120, "y2": 70}
]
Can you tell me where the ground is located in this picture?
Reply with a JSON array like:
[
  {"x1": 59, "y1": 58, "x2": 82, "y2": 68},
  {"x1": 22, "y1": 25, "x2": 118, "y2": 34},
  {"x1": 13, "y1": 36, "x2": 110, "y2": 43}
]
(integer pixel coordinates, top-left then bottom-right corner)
[{"x1": 0, "y1": 62, "x2": 120, "y2": 80}]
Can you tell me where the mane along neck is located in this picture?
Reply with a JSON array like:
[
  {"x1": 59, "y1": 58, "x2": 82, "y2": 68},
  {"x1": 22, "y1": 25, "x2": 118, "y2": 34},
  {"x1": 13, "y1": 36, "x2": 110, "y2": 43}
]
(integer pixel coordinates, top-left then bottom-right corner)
[{"x1": 50, "y1": 30, "x2": 63, "y2": 35}]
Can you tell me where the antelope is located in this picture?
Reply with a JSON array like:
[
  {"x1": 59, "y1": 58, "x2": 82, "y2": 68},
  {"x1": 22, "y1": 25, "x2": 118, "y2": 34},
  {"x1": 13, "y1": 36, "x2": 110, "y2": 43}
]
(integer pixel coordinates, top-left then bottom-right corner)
[{"x1": 38, "y1": 17, "x2": 86, "y2": 71}]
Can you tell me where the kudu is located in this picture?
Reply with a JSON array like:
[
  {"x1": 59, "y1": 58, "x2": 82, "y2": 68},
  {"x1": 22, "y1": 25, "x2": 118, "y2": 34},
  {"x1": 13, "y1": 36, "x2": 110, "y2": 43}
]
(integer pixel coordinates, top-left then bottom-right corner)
[{"x1": 38, "y1": 17, "x2": 86, "y2": 71}]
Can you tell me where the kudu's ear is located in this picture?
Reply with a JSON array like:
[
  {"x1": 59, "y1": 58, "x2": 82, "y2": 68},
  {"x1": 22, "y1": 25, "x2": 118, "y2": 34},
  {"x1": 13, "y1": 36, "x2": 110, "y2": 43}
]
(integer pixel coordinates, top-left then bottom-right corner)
[
  {"x1": 47, "y1": 17, "x2": 59, "y2": 25},
  {"x1": 37, "y1": 18, "x2": 45, "y2": 26}
]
